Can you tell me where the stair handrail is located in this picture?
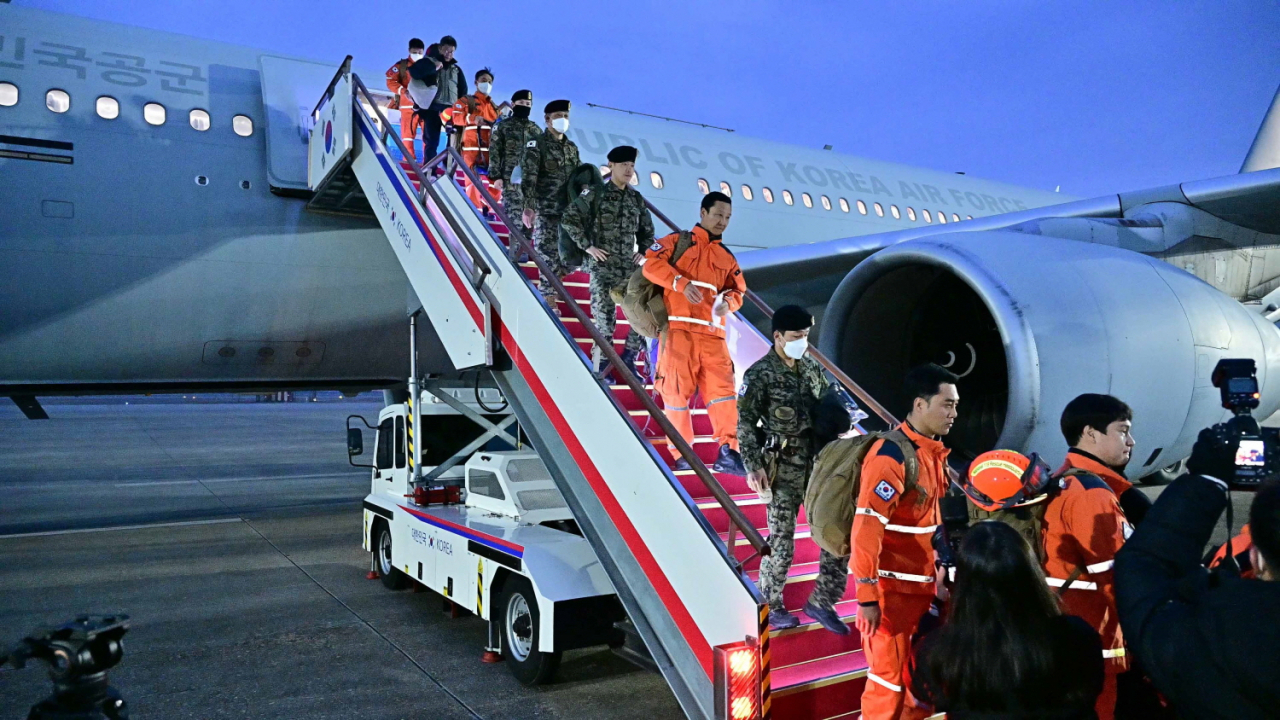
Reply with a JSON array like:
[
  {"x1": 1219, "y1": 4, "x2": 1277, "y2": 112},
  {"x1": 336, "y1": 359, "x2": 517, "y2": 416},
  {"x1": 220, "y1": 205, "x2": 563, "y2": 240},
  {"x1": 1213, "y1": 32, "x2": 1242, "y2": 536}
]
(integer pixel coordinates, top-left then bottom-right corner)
[
  {"x1": 349, "y1": 73, "x2": 770, "y2": 566},
  {"x1": 351, "y1": 75, "x2": 495, "y2": 294},
  {"x1": 639, "y1": 198, "x2": 901, "y2": 428}
]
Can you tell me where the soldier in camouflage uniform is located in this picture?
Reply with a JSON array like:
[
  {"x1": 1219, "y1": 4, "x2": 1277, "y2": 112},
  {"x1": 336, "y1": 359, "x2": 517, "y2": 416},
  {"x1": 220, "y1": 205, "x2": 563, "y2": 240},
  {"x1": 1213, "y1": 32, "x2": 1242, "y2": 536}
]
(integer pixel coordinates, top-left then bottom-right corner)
[
  {"x1": 488, "y1": 89, "x2": 540, "y2": 224},
  {"x1": 560, "y1": 145, "x2": 654, "y2": 374},
  {"x1": 519, "y1": 99, "x2": 580, "y2": 304},
  {"x1": 739, "y1": 305, "x2": 851, "y2": 634}
]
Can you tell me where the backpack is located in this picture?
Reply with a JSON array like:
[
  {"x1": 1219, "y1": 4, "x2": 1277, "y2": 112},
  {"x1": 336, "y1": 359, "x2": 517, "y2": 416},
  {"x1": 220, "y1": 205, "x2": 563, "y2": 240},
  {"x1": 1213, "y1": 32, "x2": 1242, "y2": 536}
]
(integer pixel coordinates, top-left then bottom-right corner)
[
  {"x1": 804, "y1": 429, "x2": 919, "y2": 557},
  {"x1": 965, "y1": 468, "x2": 1093, "y2": 594},
  {"x1": 614, "y1": 231, "x2": 694, "y2": 339},
  {"x1": 557, "y1": 163, "x2": 605, "y2": 268}
]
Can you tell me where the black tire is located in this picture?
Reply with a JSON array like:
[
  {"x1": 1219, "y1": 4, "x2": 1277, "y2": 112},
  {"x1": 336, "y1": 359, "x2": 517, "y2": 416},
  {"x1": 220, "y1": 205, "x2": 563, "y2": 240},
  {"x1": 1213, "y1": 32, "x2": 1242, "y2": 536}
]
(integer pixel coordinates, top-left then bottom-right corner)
[
  {"x1": 499, "y1": 576, "x2": 561, "y2": 686},
  {"x1": 1139, "y1": 458, "x2": 1184, "y2": 486},
  {"x1": 375, "y1": 521, "x2": 410, "y2": 590}
]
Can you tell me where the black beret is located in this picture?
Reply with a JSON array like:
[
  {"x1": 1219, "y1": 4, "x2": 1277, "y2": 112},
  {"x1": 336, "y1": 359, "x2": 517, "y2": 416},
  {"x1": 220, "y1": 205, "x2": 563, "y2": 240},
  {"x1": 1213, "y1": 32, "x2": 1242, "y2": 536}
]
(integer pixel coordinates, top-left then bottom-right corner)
[
  {"x1": 544, "y1": 99, "x2": 571, "y2": 114},
  {"x1": 771, "y1": 304, "x2": 813, "y2": 334},
  {"x1": 512, "y1": 89, "x2": 533, "y2": 104},
  {"x1": 607, "y1": 145, "x2": 638, "y2": 163}
]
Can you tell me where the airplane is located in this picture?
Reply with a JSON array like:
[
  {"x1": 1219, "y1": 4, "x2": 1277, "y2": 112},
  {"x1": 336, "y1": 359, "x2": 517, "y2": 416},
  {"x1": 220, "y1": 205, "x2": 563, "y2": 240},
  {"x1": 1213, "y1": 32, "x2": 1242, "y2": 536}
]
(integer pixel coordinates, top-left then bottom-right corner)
[{"x1": 3, "y1": 2, "x2": 1280, "y2": 482}]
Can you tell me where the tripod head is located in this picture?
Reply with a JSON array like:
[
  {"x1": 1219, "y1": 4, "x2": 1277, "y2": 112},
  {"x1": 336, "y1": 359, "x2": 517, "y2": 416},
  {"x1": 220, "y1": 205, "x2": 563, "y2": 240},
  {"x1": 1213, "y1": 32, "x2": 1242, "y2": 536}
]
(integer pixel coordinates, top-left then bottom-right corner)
[{"x1": 4, "y1": 614, "x2": 130, "y2": 720}]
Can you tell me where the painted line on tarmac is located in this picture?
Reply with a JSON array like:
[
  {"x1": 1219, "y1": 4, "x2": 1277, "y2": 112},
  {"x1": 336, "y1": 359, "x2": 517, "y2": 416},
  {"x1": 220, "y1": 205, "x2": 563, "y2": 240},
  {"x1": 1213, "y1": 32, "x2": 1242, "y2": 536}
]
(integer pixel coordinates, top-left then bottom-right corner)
[
  {"x1": 0, "y1": 517, "x2": 244, "y2": 539},
  {"x1": 115, "y1": 472, "x2": 359, "y2": 488}
]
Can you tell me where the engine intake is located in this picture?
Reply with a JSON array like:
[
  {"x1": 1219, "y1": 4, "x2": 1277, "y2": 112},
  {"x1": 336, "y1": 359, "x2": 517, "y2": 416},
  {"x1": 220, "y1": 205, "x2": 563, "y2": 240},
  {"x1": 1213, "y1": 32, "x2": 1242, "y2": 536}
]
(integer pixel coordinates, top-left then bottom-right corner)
[{"x1": 820, "y1": 231, "x2": 1280, "y2": 473}]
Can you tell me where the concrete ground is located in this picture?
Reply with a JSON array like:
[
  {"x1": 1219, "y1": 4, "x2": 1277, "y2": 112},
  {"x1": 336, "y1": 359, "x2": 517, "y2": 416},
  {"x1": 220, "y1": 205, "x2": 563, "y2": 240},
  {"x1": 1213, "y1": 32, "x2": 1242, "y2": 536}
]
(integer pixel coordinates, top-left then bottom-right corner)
[{"x1": 0, "y1": 399, "x2": 682, "y2": 719}]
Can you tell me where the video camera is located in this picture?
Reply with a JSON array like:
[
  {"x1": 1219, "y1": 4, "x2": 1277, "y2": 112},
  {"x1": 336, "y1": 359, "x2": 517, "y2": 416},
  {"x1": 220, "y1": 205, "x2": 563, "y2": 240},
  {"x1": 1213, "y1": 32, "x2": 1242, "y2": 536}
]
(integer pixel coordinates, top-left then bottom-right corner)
[{"x1": 1210, "y1": 358, "x2": 1280, "y2": 490}]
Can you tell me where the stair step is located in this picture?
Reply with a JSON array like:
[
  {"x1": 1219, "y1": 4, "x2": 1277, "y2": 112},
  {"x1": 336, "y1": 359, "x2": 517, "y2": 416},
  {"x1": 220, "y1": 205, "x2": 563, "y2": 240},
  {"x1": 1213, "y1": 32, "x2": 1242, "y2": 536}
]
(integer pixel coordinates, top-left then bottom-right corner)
[
  {"x1": 746, "y1": 558, "x2": 860, "y2": 611},
  {"x1": 770, "y1": 600, "x2": 864, "y2": 668},
  {"x1": 770, "y1": 651, "x2": 869, "y2": 720}
]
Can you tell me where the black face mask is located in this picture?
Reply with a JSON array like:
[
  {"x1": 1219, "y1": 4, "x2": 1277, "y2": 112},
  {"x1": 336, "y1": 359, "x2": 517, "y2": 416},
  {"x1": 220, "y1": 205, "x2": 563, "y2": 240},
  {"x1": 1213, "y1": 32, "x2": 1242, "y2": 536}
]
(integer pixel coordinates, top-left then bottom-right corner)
[{"x1": 512, "y1": 106, "x2": 531, "y2": 119}]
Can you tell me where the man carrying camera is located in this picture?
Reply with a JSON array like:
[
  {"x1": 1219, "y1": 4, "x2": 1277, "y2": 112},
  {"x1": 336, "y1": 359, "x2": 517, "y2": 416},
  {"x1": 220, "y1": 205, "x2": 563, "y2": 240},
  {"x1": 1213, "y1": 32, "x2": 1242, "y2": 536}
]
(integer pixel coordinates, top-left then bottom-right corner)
[{"x1": 1115, "y1": 361, "x2": 1280, "y2": 719}]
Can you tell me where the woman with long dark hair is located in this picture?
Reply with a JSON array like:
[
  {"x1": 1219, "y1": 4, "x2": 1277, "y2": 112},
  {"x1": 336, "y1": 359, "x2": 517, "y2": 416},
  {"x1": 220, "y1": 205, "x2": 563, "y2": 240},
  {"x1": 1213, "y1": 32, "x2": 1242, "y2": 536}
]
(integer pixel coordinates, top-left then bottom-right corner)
[{"x1": 911, "y1": 520, "x2": 1104, "y2": 718}]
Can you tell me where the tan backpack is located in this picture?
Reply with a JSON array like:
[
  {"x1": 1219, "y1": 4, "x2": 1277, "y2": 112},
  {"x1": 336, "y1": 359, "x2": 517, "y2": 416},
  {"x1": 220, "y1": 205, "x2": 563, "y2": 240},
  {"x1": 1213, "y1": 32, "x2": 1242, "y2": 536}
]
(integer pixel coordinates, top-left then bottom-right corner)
[
  {"x1": 804, "y1": 429, "x2": 919, "y2": 557},
  {"x1": 612, "y1": 231, "x2": 694, "y2": 339}
]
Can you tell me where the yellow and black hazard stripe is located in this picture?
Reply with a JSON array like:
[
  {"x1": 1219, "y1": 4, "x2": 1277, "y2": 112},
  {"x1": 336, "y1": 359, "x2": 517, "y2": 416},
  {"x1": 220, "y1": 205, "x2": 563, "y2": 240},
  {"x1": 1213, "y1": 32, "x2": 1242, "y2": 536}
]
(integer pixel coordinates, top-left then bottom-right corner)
[
  {"x1": 759, "y1": 603, "x2": 773, "y2": 719},
  {"x1": 406, "y1": 395, "x2": 415, "y2": 475},
  {"x1": 476, "y1": 558, "x2": 485, "y2": 617}
]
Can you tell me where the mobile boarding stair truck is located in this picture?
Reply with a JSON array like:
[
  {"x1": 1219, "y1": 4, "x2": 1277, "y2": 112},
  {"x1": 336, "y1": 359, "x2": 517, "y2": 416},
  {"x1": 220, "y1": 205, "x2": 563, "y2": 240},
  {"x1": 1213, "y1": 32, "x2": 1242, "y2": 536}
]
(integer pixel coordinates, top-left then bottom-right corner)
[{"x1": 307, "y1": 56, "x2": 897, "y2": 720}]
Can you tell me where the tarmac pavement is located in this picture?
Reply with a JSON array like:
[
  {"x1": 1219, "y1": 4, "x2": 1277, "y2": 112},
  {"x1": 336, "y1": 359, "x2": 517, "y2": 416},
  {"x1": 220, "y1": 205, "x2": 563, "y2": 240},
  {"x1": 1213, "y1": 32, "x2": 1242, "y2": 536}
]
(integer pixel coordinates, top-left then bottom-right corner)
[{"x1": 0, "y1": 399, "x2": 682, "y2": 719}]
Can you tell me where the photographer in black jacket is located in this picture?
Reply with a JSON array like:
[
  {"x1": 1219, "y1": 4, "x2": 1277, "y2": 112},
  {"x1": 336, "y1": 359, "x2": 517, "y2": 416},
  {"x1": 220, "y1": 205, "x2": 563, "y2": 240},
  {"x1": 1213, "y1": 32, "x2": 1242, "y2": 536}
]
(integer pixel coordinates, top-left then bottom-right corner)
[{"x1": 1115, "y1": 425, "x2": 1280, "y2": 719}]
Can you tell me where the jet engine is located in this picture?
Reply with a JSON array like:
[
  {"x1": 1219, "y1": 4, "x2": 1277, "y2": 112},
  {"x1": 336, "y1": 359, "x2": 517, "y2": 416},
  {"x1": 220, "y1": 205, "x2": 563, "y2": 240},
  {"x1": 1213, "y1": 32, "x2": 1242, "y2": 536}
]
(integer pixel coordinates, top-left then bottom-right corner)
[{"x1": 820, "y1": 231, "x2": 1280, "y2": 476}]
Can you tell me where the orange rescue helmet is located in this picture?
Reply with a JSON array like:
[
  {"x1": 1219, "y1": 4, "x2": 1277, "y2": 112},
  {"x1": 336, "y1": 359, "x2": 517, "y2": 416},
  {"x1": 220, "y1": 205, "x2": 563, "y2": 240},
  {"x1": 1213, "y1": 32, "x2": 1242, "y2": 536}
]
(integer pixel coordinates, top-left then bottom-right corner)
[{"x1": 964, "y1": 450, "x2": 1056, "y2": 511}]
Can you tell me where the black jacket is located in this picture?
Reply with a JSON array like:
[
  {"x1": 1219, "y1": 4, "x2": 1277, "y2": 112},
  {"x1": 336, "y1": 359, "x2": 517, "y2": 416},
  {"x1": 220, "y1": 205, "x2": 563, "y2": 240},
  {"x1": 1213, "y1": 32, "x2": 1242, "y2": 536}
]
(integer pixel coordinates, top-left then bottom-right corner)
[
  {"x1": 407, "y1": 44, "x2": 466, "y2": 106},
  {"x1": 912, "y1": 614, "x2": 1104, "y2": 719},
  {"x1": 1115, "y1": 474, "x2": 1280, "y2": 719}
]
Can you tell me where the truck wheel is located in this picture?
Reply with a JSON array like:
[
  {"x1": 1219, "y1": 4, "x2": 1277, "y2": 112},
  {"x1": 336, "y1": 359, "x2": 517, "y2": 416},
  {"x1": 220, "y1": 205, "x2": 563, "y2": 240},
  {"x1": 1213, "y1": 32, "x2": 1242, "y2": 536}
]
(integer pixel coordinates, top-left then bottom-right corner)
[
  {"x1": 500, "y1": 577, "x2": 561, "y2": 686},
  {"x1": 375, "y1": 522, "x2": 410, "y2": 590}
]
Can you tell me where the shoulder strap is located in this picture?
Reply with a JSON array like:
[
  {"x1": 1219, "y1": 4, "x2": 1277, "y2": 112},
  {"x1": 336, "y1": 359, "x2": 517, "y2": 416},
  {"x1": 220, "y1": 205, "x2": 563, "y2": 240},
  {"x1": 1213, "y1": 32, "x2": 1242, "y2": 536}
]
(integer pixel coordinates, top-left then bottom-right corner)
[
  {"x1": 671, "y1": 231, "x2": 694, "y2": 264},
  {"x1": 882, "y1": 429, "x2": 920, "y2": 494},
  {"x1": 1055, "y1": 565, "x2": 1086, "y2": 598}
]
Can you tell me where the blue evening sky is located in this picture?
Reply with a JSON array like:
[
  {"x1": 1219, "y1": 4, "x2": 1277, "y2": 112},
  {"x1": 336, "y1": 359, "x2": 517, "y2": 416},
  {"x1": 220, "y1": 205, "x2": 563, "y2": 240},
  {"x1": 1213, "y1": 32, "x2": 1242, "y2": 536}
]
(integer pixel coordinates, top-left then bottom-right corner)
[{"x1": 23, "y1": 0, "x2": 1280, "y2": 197}]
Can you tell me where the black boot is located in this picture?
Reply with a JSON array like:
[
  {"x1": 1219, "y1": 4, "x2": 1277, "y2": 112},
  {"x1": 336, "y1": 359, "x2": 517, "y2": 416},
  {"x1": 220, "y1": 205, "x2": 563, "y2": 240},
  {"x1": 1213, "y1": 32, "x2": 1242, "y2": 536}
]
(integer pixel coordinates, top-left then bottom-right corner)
[{"x1": 712, "y1": 444, "x2": 747, "y2": 476}]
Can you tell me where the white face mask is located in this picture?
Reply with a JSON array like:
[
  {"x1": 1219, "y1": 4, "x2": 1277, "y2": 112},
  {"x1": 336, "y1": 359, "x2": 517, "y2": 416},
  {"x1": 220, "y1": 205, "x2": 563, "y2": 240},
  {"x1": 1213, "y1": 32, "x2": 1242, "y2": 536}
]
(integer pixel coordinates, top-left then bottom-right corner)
[
  {"x1": 477, "y1": 82, "x2": 492, "y2": 95},
  {"x1": 551, "y1": 117, "x2": 570, "y2": 133},
  {"x1": 409, "y1": 52, "x2": 424, "y2": 61},
  {"x1": 783, "y1": 337, "x2": 808, "y2": 360}
]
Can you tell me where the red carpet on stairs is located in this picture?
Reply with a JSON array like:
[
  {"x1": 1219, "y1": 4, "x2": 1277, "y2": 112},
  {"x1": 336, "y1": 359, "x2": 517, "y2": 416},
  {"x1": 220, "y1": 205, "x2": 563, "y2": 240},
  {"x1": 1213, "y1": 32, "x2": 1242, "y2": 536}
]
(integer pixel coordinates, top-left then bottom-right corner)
[{"x1": 431, "y1": 165, "x2": 870, "y2": 719}]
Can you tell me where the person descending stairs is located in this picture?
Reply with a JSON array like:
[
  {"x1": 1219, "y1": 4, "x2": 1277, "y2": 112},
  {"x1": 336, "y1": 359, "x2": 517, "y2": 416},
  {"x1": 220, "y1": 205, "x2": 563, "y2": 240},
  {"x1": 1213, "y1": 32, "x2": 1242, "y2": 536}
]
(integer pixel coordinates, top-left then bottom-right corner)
[{"x1": 420, "y1": 160, "x2": 883, "y2": 719}]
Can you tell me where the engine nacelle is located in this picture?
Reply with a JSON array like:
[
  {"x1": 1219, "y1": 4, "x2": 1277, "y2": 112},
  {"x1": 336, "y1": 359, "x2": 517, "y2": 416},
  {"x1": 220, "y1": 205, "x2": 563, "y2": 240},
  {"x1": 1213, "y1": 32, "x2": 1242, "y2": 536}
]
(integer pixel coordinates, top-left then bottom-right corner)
[{"x1": 820, "y1": 231, "x2": 1280, "y2": 476}]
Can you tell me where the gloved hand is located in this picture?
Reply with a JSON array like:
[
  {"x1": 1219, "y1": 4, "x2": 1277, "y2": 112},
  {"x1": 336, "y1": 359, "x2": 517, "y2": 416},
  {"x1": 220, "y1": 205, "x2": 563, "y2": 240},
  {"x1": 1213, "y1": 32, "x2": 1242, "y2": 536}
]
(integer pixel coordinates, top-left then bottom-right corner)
[{"x1": 1186, "y1": 424, "x2": 1236, "y2": 481}]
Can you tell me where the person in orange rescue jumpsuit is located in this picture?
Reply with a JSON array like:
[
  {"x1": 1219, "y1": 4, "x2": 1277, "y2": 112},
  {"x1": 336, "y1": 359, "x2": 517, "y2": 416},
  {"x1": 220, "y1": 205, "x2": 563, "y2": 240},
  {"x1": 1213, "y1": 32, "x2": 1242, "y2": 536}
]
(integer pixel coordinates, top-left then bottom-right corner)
[
  {"x1": 386, "y1": 38, "x2": 425, "y2": 162},
  {"x1": 1055, "y1": 393, "x2": 1140, "y2": 720},
  {"x1": 441, "y1": 67, "x2": 500, "y2": 211},
  {"x1": 643, "y1": 191, "x2": 747, "y2": 476},
  {"x1": 851, "y1": 363, "x2": 958, "y2": 720}
]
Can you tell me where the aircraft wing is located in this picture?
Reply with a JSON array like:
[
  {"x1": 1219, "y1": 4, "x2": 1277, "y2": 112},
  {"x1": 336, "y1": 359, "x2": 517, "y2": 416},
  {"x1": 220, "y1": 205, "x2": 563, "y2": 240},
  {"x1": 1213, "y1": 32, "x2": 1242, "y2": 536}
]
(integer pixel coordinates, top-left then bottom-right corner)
[{"x1": 739, "y1": 166, "x2": 1280, "y2": 303}]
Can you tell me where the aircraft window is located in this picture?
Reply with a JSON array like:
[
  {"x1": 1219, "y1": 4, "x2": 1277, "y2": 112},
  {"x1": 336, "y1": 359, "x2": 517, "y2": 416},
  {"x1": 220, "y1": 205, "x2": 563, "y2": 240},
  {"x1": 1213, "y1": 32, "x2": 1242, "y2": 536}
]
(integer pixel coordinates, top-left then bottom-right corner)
[
  {"x1": 937, "y1": 210, "x2": 947, "y2": 224},
  {"x1": 907, "y1": 207, "x2": 917, "y2": 221},
  {"x1": 0, "y1": 82, "x2": 16, "y2": 107},
  {"x1": 857, "y1": 200, "x2": 868, "y2": 215},
  {"x1": 599, "y1": 165, "x2": 609, "y2": 176},
  {"x1": 45, "y1": 89, "x2": 70, "y2": 113},
  {"x1": 697, "y1": 178, "x2": 710, "y2": 194},
  {"x1": 801, "y1": 193, "x2": 813, "y2": 208},
  {"x1": 966, "y1": 214, "x2": 973, "y2": 220},
  {"x1": 143, "y1": 102, "x2": 166, "y2": 125},
  {"x1": 232, "y1": 114, "x2": 254, "y2": 137},
  {"x1": 741, "y1": 184, "x2": 754, "y2": 201},
  {"x1": 873, "y1": 202, "x2": 884, "y2": 217},
  {"x1": 95, "y1": 96, "x2": 119, "y2": 120},
  {"x1": 650, "y1": 171, "x2": 664, "y2": 189},
  {"x1": 922, "y1": 209, "x2": 932, "y2": 223},
  {"x1": 952, "y1": 213, "x2": 961, "y2": 222},
  {"x1": 628, "y1": 172, "x2": 639, "y2": 186},
  {"x1": 821, "y1": 195, "x2": 832, "y2": 211},
  {"x1": 189, "y1": 108, "x2": 210, "y2": 131},
  {"x1": 762, "y1": 187, "x2": 774, "y2": 203},
  {"x1": 839, "y1": 198, "x2": 850, "y2": 213},
  {"x1": 782, "y1": 190, "x2": 794, "y2": 206},
  {"x1": 890, "y1": 205, "x2": 901, "y2": 219}
]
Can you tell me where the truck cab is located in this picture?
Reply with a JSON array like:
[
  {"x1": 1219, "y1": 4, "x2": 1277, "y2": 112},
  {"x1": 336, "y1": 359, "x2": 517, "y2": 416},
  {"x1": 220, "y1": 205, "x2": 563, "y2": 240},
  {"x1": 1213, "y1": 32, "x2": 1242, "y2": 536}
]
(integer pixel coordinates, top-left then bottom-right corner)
[{"x1": 349, "y1": 386, "x2": 624, "y2": 685}]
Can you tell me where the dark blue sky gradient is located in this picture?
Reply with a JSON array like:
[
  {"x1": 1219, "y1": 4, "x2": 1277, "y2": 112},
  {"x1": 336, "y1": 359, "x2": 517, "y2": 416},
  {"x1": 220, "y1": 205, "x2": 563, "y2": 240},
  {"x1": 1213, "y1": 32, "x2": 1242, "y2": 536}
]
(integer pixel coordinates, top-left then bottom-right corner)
[{"x1": 25, "y1": 0, "x2": 1280, "y2": 197}]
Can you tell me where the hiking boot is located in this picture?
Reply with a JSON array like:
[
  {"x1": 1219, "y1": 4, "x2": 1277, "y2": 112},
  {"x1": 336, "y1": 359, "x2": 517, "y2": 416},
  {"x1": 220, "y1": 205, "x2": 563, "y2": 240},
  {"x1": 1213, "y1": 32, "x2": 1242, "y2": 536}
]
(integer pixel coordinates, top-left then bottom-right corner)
[
  {"x1": 673, "y1": 457, "x2": 692, "y2": 472},
  {"x1": 712, "y1": 445, "x2": 747, "y2": 476},
  {"x1": 803, "y1": 601, "x2": 852, "y2": 636},
  {"x1": 768, "y1": 608, "x2": 800, "y2": 631},
  {"x1": 616, "y1": 348, "x2": 638, "y2": 382}
]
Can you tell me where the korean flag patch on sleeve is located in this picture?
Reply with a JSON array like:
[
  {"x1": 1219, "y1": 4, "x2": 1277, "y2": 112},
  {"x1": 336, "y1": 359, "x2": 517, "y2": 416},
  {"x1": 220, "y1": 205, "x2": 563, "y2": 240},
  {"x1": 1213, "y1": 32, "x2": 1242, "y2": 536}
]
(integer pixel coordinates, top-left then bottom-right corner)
[
  {"x1": 873, "y1": 480, "x2": 898, "y2": 502},
  {"x1": 649, "y1": 242, "x2": 663, "y2": 252}
]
